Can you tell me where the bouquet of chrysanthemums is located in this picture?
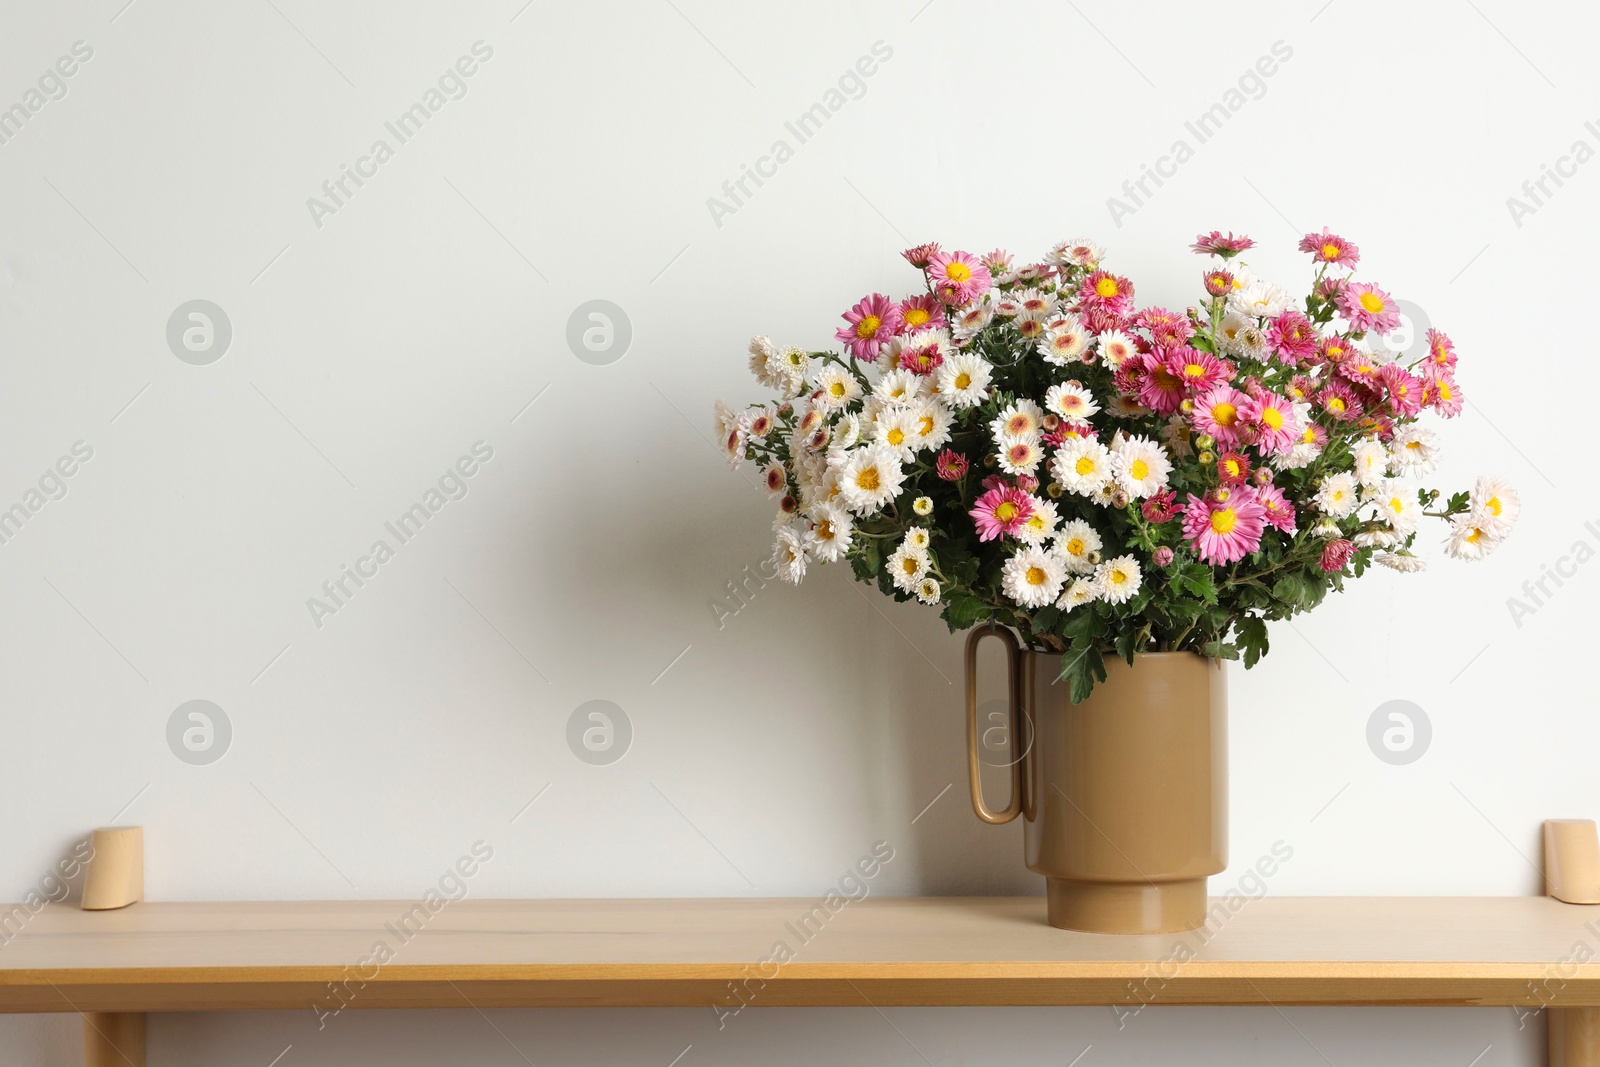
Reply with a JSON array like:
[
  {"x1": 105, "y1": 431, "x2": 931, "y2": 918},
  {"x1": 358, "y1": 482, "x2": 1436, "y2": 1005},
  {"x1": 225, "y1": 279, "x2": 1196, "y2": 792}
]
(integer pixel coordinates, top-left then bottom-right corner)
[{"x1": 715, "y1": 231, "x2": 1518, "y2": 699}]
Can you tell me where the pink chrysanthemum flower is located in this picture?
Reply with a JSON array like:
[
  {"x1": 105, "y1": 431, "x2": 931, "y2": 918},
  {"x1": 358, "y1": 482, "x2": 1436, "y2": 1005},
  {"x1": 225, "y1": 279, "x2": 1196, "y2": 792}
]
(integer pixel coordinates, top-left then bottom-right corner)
[
  {"x1": 1422, "y1": 369, "x2": 1464, "y2": 418},
  {"x1": 980, "y1": 249, "x2": 1013, "y2": 274},
  {"x1": 927, "y1": 250, "x2": 993, "y2": 306},
  {"x1": 1190, "y1": 385, "x2": 1251, "y2": 447},
  {"x1": 1265, "y1": 310, "x2": 1318, "y2": 363},
  {"x1": 1079, "y1": 270, "x2": 1135, "y2": 314},
  {"x1": 1152, "y1": 546, "x2": 1175, "y2": 567},
  {"x1": 1202, "y1": 269, "x2": 1235, "y2": 297},
  {"x1": 1256, "y1": 484, "x2": 1297, "y2": 534},
  {"x1": 1297, "y1": 228, "x2": 1360, "y2": 269},
  {"x1": 1241, "y1": 391, "x2": 1299, "y2": 454},
  {"x1": 901, "y1": 243, "x2": 942, "y2": 269},
  {"x1": 1182, "y1": 488, "x2": 1266, "y2": 565},
  {"x1": 834, "y1": 293, "x2": 903, "y2": 360},
  {"x1": 1320, "y1": 538, "x2": 1355, "y2": 574},
  {"x1": 1286, "y1": 375, "x2": 1316, "y2": 403},
  {"x1": 1082, "y1": 306, "x2": 1128, "y2": 335},
  {"x1": 935, "y1": 449, "x2": 969, "y2": 482},
  {"x1": 1318, "y1": 381, "x2": 1363, "y2": 422},
  {"x1": 1424, "y1": 328, "x2": 1458, "y2": 371},
  {"x1": 1337, "y1": 349, "x2": 1384, "y2": 387},
  {"x1": 1191, "y1": 230, "x2": 1256, "y2": 257},
  {"x1": 1318, "y1": 334, "x2": 1354, "y2": 365},
  {"x1": 898, "y1": 293, "x2": 946, "y2": 333},
  {"x1": 1217, "y1": 451, "x2": 1251, "y2": 485},
  {"x1": 1136, "y1": 356, "x2": 1187, "y2": 416},
  {"x1": 1338, "y1": 281, "x2": 1402, "y2": 334},
  {"x1": 969, "y1": 486, "x2": 1035, "y2": 542},
  {"x1": 1163, "y1": 347, "x2": 1225, "y2": 394},
  {"x1": 1380, "y1": 363, "x2": 1424, "y2": 417},
  {"x1": 1141, "y1": 489, "x2": 1178, "y2": 523}
]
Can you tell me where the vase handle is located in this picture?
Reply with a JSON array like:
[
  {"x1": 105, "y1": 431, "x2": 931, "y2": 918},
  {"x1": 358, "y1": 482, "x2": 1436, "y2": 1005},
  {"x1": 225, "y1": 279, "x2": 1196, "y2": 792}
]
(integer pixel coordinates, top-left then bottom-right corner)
[{"x1": 965, "y1": 626, "x2": 1023, "y2": 825}]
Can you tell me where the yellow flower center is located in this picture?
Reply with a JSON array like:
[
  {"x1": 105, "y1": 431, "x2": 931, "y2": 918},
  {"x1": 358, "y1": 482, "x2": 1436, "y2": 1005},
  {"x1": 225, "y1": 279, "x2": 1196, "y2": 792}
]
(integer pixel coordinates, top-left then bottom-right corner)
[
  {"x1": 955, "y1": 372, "x2": 971, "y2": 390},
  {"x1": 944, "y1": 262, "x2": 972, "y2": 282},
  {"x1": 1110, "y1": 569, "x2": 1128, "y2": 585},
  {"x1": 829, "y1": 382, "x2": 847, "y2": 397},
  {"x1": 1066, "y1": 538, "x2": 1084, "y2": 556},
  {"x1": 1301, "y1": 427, "x2": 1316, "y2": 444},
  {"x1": 1327, "y1": 397, "x2": 1345, "y2": 413},
  {"x1": 817, "y1": 521, "x2": 834, "y2": 539},
  {"x1": 1260, "y1": 406, "x2": 1283, "y2": 430},
  {"x1": 995, "y1": 502, "x2": 1018, "y2": 522},
  {"x1": 1322, "y1": 243, "x2": 1341, "y2": 259},
  {"x1": 1487, "y1": 496, "x2": 1502, "y2": 515},
  {"x1": 1388, "y1": 497, "x2": 1403, "y2": 514},
  {"x1": 1210, "y1": 508, "x2": 1237, "y2": 535},
  {"x1": 918, "y1": 416, "x2": 934, "y2": 435},
  {"x1": 1095, "y1": 277, "x2": 1119, "y2": 298},
  {"x1": 904, "y1": 308, "x2": 929, "y2": 327},
  {"x1": 1212, "y1": 402, "x2": 1238, "y2": 427},
  {"x1": 1438, "y1": 381, "x2": 1453, "y2": 400},
  {"x1": 1466, "y1": 528, "x2": 1482, "y2": 544},
  {"x1": 1130, "y1": 459, "x2": 1149, "y2": 480},
  {"x1": 857, "y1": 468, "x2": 880, "y2": 491},
  {"x1": 1075, "y1": 456, "x2": 1096, "y2": 476},
  {"x1": 856, "y1": 315, "x2": 881, "y2": 338},
  {"x1": 887, "y1": 428, "x2": 905, "y2": 446},
  {"x1": 1358, "y1": 292, "x2": 1386, "y2": 313},
  {"x1": 1025, "y1": 566, "x2": 1047, "y2": 586},
  {"x1": 1223, "y1": 459, "x2": 1241, "y2": 478},
  {"x1": 1183, "y1": 363, "x2": 1205, "y2": 378}
]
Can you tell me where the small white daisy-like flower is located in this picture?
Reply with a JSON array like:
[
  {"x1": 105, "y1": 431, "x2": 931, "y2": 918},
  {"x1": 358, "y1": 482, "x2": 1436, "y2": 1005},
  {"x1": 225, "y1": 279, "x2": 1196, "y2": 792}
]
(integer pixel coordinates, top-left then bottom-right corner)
[
  {"x1": 831, "y1": 412, "x2": 862, "y2": 450},
  {"x1": 1375, "y1": 478, "x2": 1420, "y2": 536},
  {"x1": 1351, "y1": 438, "x2": 1390, "y2": 487},
  {"x1": 888, "y1": 543, "x2": 931, "y2": 593},
  {"x1": 1445, "y1": 515, "x2": 1500, "y2": 560},
  {"x1": 991, "y1": 399, "x2": 1046, "y2": 442},
  {"x1": 903, "y1": 526, "x2": 931, "y2": 551},
  {"x1": 873, "y1": 369, "x2": 922, "y2": 406},
  {"x1": 1050, "y1": 438, "x2": 1115, "y2": 496},
  {"x1": 1354, "y1": 528, "x2": 1399, "y2": 549},
  {"x1": 1052, "y1": 519, "x2": 1103, "y2": 574},
  {"x1": 1315, "y1": 472, "x2": 1359, "y2": 518},
  {"x1": 1234, "y1": 324, "x2": 1268, "y2": 360},
  {"x1": 935, "y1": 352, "x2": 993, "y2": 408},
  {"x1": 805, "y1": 503, "x2": 853, "y2": 563},
  {"x1": 813, "y1": 365, "x2": 861, "y2": 411},
  {"x1": 1376, "y1": 551, "x2": 1427, "y2": 573},
  {"x1": 951, "y1": 303, "x2": 994, "y2": 342},
  {"x1": 1039, "y1": 316, "x2": 1091, "y2": 366},
  {"x1": 1001, "y1": 546, "x2": 1065, "y2": 608},
  {"x1": 1216, "y1": 312, "x2": 1251, "y2": 355},
  {"x1": 778, "y1": 345, "x2": 813, "y2": 385},
  {"x1": 761, "y1": 463, "x2": 788, "y2": 499},
  {"x1": 915, "y1": 577, "x2": 941, "y2": 605},
  {"x1": 992, "y1": 296, "x2": 1022, "y2": 319},
  {"x1": 1161, "y1": 416, "x2": 1195, "y2": 460},
  {"x1": 748, "y1": 336, "x2": 784, "y2": 388},
  {"x1": 997, "y1": 437, "x2": 1043, "y2": 476},
  {"x1": 1095, "y1": 555, "x2": 1142, "y2": 604},
  {"x1": 1105, "y1": 395, "x2": 1149, "y2": 420},
  {"x1": 1014, "y1": 287, "x2": 1057, "y2": 320},
  {"x1": 836, "y1": 445, "x2": 905, "y2": 514},
  {"x1": 1052, "y1": 237, "x2": 1105, "y2": 268},
  {"x1": 1096, "y1": 329, "x2": 1137, "y2": 369},
  {"x1": 909, "y1": 399, "x2": 953, "y2": 452},
  {"x1": 1111, "y1": 434, "x2": 1172, "y2": 500},
  {"x1": 772, "y1": 525, "x2": 808, "y2": 583},
  {"x1": 1044, "y1": 381, "x2": 1101, "y2": 421},
  {"x1": 873, "y1": 406, "x2": 921, "y2": 461},
  {"x1": 1056, "y1": 577, "x2": 1098, "y2": 610},
  {"x1": 912, "y1": 496, "x2": 933, "y2": 517},
  {"x1": 1389, "y1": 425, "x2": 1440, "y2": 477},
  {"x1": 1469, "y1": 476, "x2": 1519, "y2": 537},
  {"x1": 1227, "y1": 279, "x2": 1291, "y2": 320},
  {"x1": 1015, "y1": 498, "x2": 1060, "y2": 545}
]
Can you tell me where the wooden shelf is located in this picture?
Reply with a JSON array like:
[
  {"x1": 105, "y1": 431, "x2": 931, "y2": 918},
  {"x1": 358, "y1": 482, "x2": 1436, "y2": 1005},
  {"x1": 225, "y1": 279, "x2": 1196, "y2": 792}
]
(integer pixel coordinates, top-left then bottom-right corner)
[{"x1": 5, "y1": 896, "x2": 1599, "y2": 1014}]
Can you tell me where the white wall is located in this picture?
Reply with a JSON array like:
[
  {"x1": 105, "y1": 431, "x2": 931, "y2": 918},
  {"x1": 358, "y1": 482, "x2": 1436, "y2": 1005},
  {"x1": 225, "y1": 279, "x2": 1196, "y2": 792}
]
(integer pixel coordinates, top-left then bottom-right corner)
[{"x1": 0, "y1": 0, "x2": 1587, "y2": 1062}]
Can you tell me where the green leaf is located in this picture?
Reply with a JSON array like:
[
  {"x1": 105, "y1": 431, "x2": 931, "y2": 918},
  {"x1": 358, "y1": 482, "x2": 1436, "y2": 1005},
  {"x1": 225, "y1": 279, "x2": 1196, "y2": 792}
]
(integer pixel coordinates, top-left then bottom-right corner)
[
  {"x1": 1060, "y1": 645, "x2": 1107, "y2": 704},
  {"x1": 1200, "y1": 640, "x2": 1240, "y2": 661},
  {"x1": 1272, "y1": 573, "x2": 1306, "y2": 610},
  {"x1": 1237, "y1": 616, "x2": 1269, "y2": 669},
  {"x1": 1031, "y1": 606, "x2": 1061, "y2": 633},
  {"x1": 943, "y1": 595, "x2": 988, "y2": 630}
]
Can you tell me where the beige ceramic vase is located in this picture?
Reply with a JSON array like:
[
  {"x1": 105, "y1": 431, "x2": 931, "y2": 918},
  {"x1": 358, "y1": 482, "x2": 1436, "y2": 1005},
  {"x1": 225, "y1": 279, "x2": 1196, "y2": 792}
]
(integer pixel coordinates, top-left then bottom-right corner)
[{"x1": 966, "y1": 628, "x2": 1227, "y2": 934}]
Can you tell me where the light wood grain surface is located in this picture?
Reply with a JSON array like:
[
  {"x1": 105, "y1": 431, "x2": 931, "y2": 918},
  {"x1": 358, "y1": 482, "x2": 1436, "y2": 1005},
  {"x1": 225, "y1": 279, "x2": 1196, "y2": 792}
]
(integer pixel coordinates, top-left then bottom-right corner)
[{"x1": 2, "y1": 896, "x2": 1598, "y2": 1012}]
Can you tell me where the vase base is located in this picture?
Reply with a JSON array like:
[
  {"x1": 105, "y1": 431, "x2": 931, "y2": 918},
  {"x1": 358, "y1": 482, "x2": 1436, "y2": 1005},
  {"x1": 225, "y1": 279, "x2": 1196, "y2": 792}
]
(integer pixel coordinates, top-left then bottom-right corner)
[{"x1": 1045, "y1": 877, "x2": 1208, "y2": 934}]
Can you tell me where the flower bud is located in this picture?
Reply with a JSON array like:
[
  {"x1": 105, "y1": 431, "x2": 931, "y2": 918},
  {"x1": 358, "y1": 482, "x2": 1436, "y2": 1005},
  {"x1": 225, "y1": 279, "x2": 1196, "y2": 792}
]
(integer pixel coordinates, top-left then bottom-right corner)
[
  {"x1": 1046, "y1": 482, "x2": 1064, "y2": 499},
  {"x1": 1197, "y1": 450, "x2": 1216, "y2": 465},
  {"x1": 1195, "y1": 434, "x2": 1216, "y2": 450}
]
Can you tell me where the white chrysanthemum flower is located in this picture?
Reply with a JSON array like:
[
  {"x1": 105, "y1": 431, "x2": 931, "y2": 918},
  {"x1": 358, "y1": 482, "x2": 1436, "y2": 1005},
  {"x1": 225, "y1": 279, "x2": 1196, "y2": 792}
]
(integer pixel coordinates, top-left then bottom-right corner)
[
  {"x1": 1043, "y1": 381, "x2": 1100, "y2": 421},
  {"x1": 935, "y1": 352, "x2": 993, "y2": 408},
  {"x1": 1375, "y1": 478, "x2": 1420, "y2": 536},
  {"x1": 1095, "y1": 555, "x2": 1142, "y2": 604},
  {"x1": 1217, "y1": 312, "x2": 1251, "y2": 355},
  {"x1": 761, "y1": 462, "x2": 788, "y2": 499},
  {"x1": 1161, "y1": 416, "x2": 1195, "y2": 460},
  {"x1": 748, "y1": 336, "x2": 787, "y2": 390},
  {"x1": 1039, "y1": 316, "x2": 1092, "y2": 366},
  {"x1": 1235, "y1": 324, "x2": 1268, "y2": 360},
  {"x1": 909, "y1": 399, "x2": 953, "y2": 452},
  {"x1": 836, "y1": 446, "x2": 905, "y2": 514},
  {"x1": 1389, "y1": 425, "x2": 1440, "y2": 477},
  {"x1": 873, "y1": 406, "x2": 921, "y2": 461},
  {"x1": 813, "y1": 365, "x2": 861, "y2": 411},
  {"x1": 903, "y1": 526, "x2": 931, "y2": 551},
  {"x1": 1016, "y1": 498, "x2": 1060, "y2": 545},
  {"x1": 1050, "y1": 238, "x2": 1104, "y2": 267},
  {"x1": 1105, "y1": 395, "x2": 1148, "y2": 419},
  {"x1": 1056, "y1": 577, "x2": 1098, "y2": 610},
  {"x1": 1445, "y1": 515, "x2": 1500, "y2": 560},
  {"x1": 951, "y1": 303, "x2": 994, "y2": 343},
  {"x1": 1097, "y1": 329, "x2": 1137, "y2": 370},
  {"x1": 1376, "y1": 551, "x2": 1427, "y2": 573},
  {"x1": 1354, "y1": 528, "x2": 1399, "y2": 549},
  {"x1": 1227, "y1": 279, "x2": 1291, "y2": 320},
  {"x1": 991, "y1": 400, "x2": 1046, "y2": 442},
  {"x1": 1315, "y1": 472, "x2": 1359, "y2": 518},
  {"x1": 1111, "y1": 434, "x2": 1172, "y2": 500},
  {"x1": 806, "y1": 503, "x2": 853, "y2": 563},
  {"x1": 832, "y1": 412, "x2": 862, "y2": 450},
  {"x1": 912, "y1": 496, "x2": 933, "y2": 517},
  {"x1": 874, "y1": 369, "x2": 922, "y2": 406},
  {"x1": 997, "y1": 437, "x2": 1044, "y2": 476},
  {"x1": 1002, "y1": 547, "x2": 1065, "y2": 608},
  {"x1": 888, "y1": 544, "x2": 931, "y2": 593},
  {"x1": 1351, "y1": 438, "x2": 1390, "y2": 488},
  {"x1": 772, "y1": 525, "x2": 808, "y2": 583},
  {"x1": 1470, "y1": 476, "x2": 1520, "y2": 536},
  {"x1": 777, "y1": 345, "x2": 813, "y2": 384},
  {"x1": 992, "y1": 296, "x2": 1022, "y2": 319},
  {"x1": 1050, "y1": 438, "x2": 1115, "y2": 496},
  {"x1": 1052, "y1": 519, "x2": 1103, "y2": 574},
  {"x1": 915, "y1": 577, "x2": 941, "y2": 605}
]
